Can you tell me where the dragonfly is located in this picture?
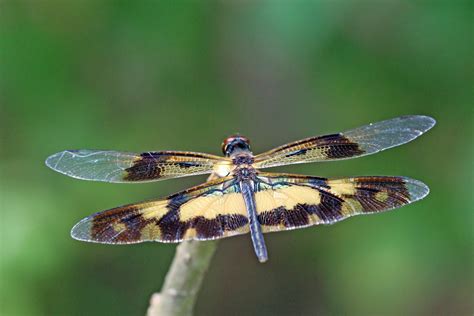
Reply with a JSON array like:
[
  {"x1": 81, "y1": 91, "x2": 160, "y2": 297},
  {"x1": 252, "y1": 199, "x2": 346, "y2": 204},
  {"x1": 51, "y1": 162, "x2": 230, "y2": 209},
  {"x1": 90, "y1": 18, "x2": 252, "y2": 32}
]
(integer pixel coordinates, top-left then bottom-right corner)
[{"x1": 46, "y1": 115, "x2": 435, "y2": 262}]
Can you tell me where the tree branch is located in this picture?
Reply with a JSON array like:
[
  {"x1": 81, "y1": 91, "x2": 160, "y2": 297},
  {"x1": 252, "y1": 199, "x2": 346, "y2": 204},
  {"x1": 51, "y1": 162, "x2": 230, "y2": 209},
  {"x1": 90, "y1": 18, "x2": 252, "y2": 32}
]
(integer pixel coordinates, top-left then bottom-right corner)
[{"x1": 147, "y1": 175, "x2": 220, "y2": 316}]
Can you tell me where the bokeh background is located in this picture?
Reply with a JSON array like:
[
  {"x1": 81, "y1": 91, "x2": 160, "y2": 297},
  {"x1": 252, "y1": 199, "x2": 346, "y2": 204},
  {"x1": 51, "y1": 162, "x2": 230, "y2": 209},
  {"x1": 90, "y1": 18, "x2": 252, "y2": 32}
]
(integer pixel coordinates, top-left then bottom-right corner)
[{"x1": 1, "y1": 1, "x2": 472, "y2": 315}]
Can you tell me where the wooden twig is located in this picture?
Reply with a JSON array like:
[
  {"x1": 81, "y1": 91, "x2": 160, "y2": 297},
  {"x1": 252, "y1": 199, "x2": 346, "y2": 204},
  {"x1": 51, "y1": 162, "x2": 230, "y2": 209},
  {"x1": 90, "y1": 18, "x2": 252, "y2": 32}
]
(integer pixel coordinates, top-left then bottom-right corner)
[{"x1": 147, "y1": 175, "x2": 220, "y2": 316}]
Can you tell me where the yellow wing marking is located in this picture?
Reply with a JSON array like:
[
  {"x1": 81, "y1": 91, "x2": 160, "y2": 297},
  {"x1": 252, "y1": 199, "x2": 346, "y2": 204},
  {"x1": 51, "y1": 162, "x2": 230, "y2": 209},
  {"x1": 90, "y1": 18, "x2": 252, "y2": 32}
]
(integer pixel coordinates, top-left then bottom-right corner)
[
  {"x1": 141, "y1": 222, "x2": 162, "y2": 240},
  {"x1": 112, "y1": 222, "x2": 126, "y2": 233},
  {"x1": 212, "y1": 160, "x2": 234, "y2": 178},
  {"x1": 326, "y1": 179, "x2": 357, "y2": 196},
  {"x1": 180, "y1": 192, "x2": 247, "y2": 221},
  {"x1": 375, "y1": 191, "x2": 389, "y2": 202},
  {"x1": 255, "y1": 186, "x2": 321, "y2": 214},
  {"x1": 141, "y1": 201, "x2": 169, "y2": 220}
]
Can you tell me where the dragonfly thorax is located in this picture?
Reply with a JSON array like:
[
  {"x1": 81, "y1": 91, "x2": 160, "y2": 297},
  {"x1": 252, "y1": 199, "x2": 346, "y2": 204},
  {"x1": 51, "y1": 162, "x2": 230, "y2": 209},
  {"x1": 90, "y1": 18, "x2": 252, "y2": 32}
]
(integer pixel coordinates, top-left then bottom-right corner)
[{"x1": 233, "y1": 166, "x2": 257, "y2": 181}]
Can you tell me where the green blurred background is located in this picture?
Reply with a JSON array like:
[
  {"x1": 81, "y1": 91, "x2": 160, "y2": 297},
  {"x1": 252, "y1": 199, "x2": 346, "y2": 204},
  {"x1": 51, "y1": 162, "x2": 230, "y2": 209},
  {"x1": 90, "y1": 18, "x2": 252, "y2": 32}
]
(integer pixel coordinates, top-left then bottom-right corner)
[{"x1": 1, "y1": 1, "x2": 472, "y2": 315}]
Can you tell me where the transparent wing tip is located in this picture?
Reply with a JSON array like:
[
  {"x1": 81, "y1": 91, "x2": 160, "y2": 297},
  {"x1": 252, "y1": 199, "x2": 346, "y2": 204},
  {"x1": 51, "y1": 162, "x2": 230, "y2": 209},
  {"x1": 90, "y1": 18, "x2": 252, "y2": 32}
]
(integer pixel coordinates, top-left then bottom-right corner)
[
  {"x1": 403, "y1": 177, "x2": 430, "y2": 202},
  {"x1": 45, "y1": 150, "x2": 79, "y2": 171},
  {"x1": 45, "y1": 151, "x2": 65, "y2": 171},
  {"x1": 402, "y1": 115, "x2": 437, "y2": 133},
  {"x1": 45, "y1": 150, "x2": 126, "y2": 182},
  {"x1": 70, "y1": 216, "x2": 93, "y2": 242}
]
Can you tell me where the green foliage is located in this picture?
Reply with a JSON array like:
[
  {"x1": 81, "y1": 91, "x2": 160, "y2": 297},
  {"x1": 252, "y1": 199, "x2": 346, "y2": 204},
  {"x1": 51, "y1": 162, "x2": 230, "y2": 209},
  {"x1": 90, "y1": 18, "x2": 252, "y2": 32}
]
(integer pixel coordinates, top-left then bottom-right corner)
[{"x1": 1, "y1": 1, "x2": 472, "y2": 315}]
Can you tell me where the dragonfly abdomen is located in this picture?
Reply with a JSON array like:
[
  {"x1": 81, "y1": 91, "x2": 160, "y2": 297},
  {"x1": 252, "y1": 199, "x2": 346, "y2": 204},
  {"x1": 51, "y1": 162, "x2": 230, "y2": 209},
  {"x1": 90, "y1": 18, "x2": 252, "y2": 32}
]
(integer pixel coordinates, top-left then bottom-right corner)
[{"x1": 240, "y1": 179, "x2": 268, "y2": 263}]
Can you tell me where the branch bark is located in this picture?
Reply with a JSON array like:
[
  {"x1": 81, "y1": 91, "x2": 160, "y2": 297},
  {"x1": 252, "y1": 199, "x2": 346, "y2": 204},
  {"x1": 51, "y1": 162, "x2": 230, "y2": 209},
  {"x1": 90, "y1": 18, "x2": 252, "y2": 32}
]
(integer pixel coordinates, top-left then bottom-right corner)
[{"x1": 146, "y1": 175, "x2": 220, "y2": 316}]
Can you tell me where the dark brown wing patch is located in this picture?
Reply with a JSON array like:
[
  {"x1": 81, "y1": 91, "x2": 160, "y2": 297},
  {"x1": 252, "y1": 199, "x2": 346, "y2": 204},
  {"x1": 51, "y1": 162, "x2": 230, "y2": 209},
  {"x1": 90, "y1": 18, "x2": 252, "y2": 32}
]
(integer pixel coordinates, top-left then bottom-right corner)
[
  {"x1": 348, "y1": 177, "x2": 411, "y2": 212},
  {"x1": 279, "y1": 134, "x2": 363, "y2": 159},
  {"x1": 124, "y1": 151, "x2": 224, "y2": 181},
  {"x1": 254, "y1": 134, "x2": 364, "y2": 169},
  {"x1": 90, "y1": 205, "x2": 154, "y2": 243}
]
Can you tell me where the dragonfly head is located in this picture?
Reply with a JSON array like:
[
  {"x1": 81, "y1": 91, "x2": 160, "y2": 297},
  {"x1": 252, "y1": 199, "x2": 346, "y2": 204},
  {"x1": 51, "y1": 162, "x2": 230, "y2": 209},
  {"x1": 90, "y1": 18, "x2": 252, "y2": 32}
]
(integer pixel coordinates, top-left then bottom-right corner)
[{"x1": 222, "y1": 135, "x2": 251, "y2": 157}]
